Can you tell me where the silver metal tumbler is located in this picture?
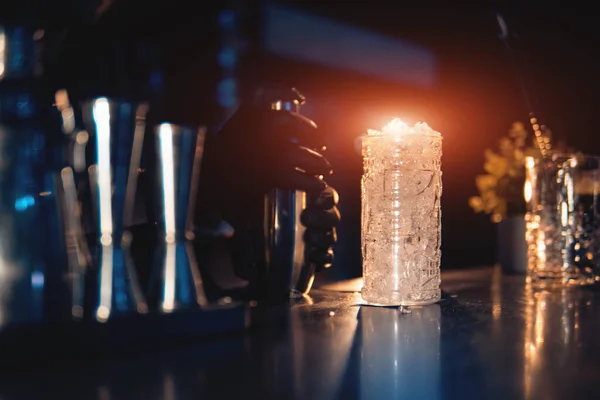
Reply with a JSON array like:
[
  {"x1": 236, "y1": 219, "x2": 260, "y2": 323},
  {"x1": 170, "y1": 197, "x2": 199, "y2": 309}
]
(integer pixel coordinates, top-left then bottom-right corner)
[
  {"x1": 263, "y1": 99, "x2": 314, "y2": 299},
  {"x1": 84, "y1": 97, "x2": 149, "y2": 321},
  {"x1": 150, "y1": 123, "x2": 208, "y2": 312}
]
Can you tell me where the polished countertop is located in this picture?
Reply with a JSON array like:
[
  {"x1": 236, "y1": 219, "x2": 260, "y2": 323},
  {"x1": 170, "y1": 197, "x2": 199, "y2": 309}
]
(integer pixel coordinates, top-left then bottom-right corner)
[{"x1": 2, "y1": 266, "x2": 600, "y2": 400}]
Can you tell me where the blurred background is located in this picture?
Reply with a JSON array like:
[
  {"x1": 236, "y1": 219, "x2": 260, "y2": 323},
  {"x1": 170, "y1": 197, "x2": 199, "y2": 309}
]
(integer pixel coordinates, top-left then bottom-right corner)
[{"x1": 4, "y1": 0, "x2": 600, "y2": 277}]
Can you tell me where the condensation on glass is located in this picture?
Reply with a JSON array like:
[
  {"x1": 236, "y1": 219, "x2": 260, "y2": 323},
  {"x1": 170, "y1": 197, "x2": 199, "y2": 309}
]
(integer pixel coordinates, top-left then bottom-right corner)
[
  {"x1": 360, "y1": 121, "x2": 442, "y2": 306},
  {"x1": 557, "y1": 155, "x2": 600, "y2": 285},
  {"x1": 525, "y1": 156, "x2": 569, "y2": 285},
  {"x1": 526, "y1": 154, "x2": 600, "y2": 286}
]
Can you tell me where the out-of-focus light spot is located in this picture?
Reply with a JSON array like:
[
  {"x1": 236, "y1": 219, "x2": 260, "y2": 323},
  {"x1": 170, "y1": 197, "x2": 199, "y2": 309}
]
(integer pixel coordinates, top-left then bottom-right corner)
[
  {"x1": 74, "y1": 131, "x2": 88, "y2": 172},
  {"x1": 492, "y1": 304, "x2": 502, "y2": 319},
  {"x1": 76, "y1": 130, "x2": 89, "y2": 145},
  {"x1": 100, "y1": 235, "x2": 112, "y2": 246},
  {"x1": 97, "y1": 244, "x2": 113, "y2": 323},
  {"x1": 16, "y1": 94, "x2": 33, "y2": 118},
  {"x1": 39, "y1": 191, "x2": 51, "y2": 197},
  {"x1": 217, "y1": 78, "x2": 237, "y2": 108},
  {"x1": 14, "y1": 195, "x2": 35, "y2": 211},
  {"x1": 31, "y1": 271, "x2": 44, "y2": 288},
  {"x1": 0, "y1": 28, "x2": 6, "y2": 79},
  {"x1": 61, "y1": 106, "x2": 75, "y2": 133},
  {"x1": 150, "y1": 71, "x2": 163, "y2": 89},
  {"x1": 55, "y1": 89, "x2": 70, "y2": 109},
  {"x1": 218, "y1": 10, "x2": 235, "y2": 28},
  {"x1": 72, "y1": 305, "x2": 84, "y2": 318},
  {"x1": 61, "y1": 107, "x2": 73, "y2": 119},
  {"x1": 33, "y1": 30, "x2": 44, "y2": 41},
  {"x1": 96, "y1": 305, "x2": 110, "y2": 322},
  {"x1": 159, "y1": 123, "x2": 176, "y2": 241},
  {"x1": 93, "y1": 97, "x2": 114, "y2": 240},
  {"x1": 524, "y1": 180, "x2": 532, "y2": 202},
  {"x1": 217, "y1": 47, "x2": 237, "y2": 69},
  {"x1": 561, "y1": 202, "x2": 568, "y2": 227},
  {"x1": 219, "y1": 296, "x2": 233, "y2": 305},
  {"x1": 526, "y1": 157, "x2": 535, "y2": 169},
  {"x1": 162, "y1": 243, "x2": 176, "y2": 313}
]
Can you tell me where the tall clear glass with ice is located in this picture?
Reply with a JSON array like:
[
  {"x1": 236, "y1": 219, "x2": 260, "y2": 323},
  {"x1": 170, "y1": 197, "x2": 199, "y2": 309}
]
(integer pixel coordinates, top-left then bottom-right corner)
[{"x1": 360, "y1": 119, "x2": 442, "y2": 306}]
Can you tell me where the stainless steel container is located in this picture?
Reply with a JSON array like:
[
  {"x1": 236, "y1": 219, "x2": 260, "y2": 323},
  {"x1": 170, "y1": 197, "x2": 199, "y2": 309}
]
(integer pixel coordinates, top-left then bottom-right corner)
[
  {"x1": 149, "y1": 123, "x2": 208, "y2": 312},
  {"x1": 83, "y1": 97, "x2": 149, "y2": 321},
  {"x1": 263, "y1": 95, "x2": 314, "y2": 299}
]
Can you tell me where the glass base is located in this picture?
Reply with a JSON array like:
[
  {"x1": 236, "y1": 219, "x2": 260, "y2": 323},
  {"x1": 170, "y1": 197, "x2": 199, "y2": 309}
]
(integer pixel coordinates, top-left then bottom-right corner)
[
  {"x1": 528, "y1": 271, "x2": 597, "y2": 288},
  {"x1": 361, "y1": 288, "x2": 441, "y2": 307}
]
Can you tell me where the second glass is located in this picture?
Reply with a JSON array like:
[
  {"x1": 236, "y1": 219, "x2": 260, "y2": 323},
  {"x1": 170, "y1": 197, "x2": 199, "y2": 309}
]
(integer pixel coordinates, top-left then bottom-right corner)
[
  {"x1": 558, "y1": 155, "x2": 600, "y2": 285},
  {"x1": 526, "y1": 154, "x2": 600, "y2": 286},
  {"x1": 525, "y1": 155, "x2": 570, "y2": 284}
]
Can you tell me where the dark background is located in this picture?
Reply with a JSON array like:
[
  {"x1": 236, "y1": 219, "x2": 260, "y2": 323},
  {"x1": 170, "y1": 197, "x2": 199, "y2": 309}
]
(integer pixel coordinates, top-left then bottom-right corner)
[
  {"x1": 6, "y1": 0, "x2": 600, "y2": 276},
  {"x1": 245, "y1": 1, "x2": 600, "y2": 277}
]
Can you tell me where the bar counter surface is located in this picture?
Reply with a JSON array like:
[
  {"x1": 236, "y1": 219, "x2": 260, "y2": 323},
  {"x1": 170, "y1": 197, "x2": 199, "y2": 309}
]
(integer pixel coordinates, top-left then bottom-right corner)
[{"x1": 2, "y1": 266, "x2": 600, "y2": 399}]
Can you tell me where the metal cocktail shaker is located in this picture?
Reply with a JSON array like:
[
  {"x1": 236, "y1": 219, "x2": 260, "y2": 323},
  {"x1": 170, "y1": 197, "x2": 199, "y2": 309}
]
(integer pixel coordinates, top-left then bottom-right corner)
[
  {"x1": 262, "y1": 91, "x2": 315, "y2": 300},
  {"x1": 83, "y1": 97, "x2": 149, "y2": 321},
  {"x1": 148, "y1": 123, "x2": 208, "y2": 312}
]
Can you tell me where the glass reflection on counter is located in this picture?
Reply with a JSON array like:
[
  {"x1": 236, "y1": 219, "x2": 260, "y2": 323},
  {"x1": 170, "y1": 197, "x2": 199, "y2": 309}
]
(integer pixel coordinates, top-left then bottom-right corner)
[
  {"x1": 245, "y1": 294, "x2": 360, "y2": 399},
  {"x1": 358, "y1": 305, "x2": 441, "y2": 400},
  {"x1": 523, "y1": 284, "x2": 592, "y2": 399}
]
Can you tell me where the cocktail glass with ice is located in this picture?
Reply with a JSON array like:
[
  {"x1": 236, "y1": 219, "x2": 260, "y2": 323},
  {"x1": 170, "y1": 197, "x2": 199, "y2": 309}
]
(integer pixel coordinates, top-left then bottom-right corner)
[{"x1": 360, "y1": 119, "x2": 442, "y2": 306}]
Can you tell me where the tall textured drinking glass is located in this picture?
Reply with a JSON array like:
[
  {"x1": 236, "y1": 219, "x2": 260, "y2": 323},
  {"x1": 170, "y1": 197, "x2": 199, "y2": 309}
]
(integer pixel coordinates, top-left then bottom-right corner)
[
  {"x1": 360, "y1": 119, "x2": 442, "y2": 306},
  {"x1": 525, "y1": 155, "x2": 572, "y2": 285},
  {"x1": 557, "y1": 155, "x2": 600, "y2": 285}
]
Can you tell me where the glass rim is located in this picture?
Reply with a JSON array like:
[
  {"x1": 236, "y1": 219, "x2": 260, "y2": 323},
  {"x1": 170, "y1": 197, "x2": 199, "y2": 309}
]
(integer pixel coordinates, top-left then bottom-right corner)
[
  {"x1": 564, "y1": 154, "x2": 600, "y2": 161},
  {"x1": 526, "y1": 153, "x2": 600, "y2": 162},
  {"x1": 359, "y1": 132, "x2": 443, "y2": 141}
]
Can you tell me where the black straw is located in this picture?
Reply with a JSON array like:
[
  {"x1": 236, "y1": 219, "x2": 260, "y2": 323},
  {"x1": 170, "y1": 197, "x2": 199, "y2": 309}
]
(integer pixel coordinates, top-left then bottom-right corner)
[{"x1": 495, "y1": 12, "x2": 551, "y2": 158}]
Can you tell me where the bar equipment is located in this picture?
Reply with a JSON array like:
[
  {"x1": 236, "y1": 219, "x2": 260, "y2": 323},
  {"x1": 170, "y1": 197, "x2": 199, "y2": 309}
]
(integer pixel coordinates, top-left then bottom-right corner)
[
  {"x1": 147, "y1": 123, "x2": 208, "y2": 312},
  {"x1": 360, "y1": 118, "x2": 442, "y2": 306},
  {"x1": 0, "y1": 22, "x2": 68, "y2": 326},
  {"x1": 83, "y1": 97, "x2": 149, "y2": 321},
  {"x1": 194, "y1": 85, "x2": 338, "y2": 301},
  {"x1": 0, "y1": 5, "x2": 252, "y2": 358},
  {"x1": 0, "y1": 120, "x2": 56, "y2": 327},
  {"x1": 557, "y1": 155, "x2": 600, "y2": 285},
  {"x1": 525, "y1": 155, "x2": 571, "y2": 286},
  {"x1": 263, "y1": 89, "x2": 311, "y2": 300}
]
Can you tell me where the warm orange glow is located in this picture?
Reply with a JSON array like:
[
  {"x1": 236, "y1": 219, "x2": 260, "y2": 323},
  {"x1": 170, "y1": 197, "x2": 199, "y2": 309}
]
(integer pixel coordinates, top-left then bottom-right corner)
[{"x1": 368, "y1": 117, "x2": 441, "y2": 136}]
